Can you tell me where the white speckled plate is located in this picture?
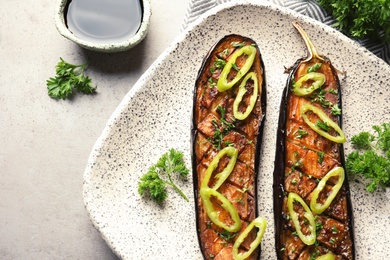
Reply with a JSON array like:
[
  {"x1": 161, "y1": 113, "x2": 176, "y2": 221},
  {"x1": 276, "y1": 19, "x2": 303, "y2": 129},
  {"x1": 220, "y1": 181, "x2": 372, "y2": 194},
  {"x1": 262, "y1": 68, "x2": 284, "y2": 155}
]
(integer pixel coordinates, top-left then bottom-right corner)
[{"x1": 83, "y1": 0, "x2": 390, "y2": 259}]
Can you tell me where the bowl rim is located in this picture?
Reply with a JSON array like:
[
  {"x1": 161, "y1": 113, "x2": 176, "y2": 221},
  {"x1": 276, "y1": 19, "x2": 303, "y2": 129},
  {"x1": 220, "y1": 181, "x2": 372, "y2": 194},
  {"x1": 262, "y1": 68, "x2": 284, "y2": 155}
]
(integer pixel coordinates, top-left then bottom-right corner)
[{"x1": 54, "y1": 0, "x2": 152, "y2": 52}]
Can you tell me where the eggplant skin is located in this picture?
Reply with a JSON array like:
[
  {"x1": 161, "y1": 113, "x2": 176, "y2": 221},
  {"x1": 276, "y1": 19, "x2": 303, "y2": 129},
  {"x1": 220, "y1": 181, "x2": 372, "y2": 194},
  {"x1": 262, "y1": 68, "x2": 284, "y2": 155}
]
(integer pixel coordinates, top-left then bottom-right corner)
[
  {"x1": 191, "y1": 34, "x2": 266, "y2": 260},
  {"x1": 273, "y1": 56, "x2": 355, "y2": 260}
]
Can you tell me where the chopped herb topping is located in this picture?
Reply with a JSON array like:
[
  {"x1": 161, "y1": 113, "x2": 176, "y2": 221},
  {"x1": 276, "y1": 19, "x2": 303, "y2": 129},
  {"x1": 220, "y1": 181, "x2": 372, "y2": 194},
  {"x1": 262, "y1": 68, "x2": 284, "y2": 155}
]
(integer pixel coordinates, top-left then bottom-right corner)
[
  {"x1": 296, "y1": 129, "x2": 309, "y2": 139},
  {"x1": 214, "y1": 58, "x2": 226, "y2": 69},
  {"x1": 208, "y1": 77, "x2": 216, "y2": 88},
  {"x1": 328, "y1": 88, "x2": 338, "y2": 95},
  {"x1": 231, "y1": 41, "x2": 245, "y2": 48},
  {"x1": 315, "y1": 220, "x2": 323, "y2": 233},
  {"x1": 210, "y1": 106, "x2": 236, "y2": 149},
  {"x1": 307, "y1": 63, "x2": 322, "y2": 73},
  {"x1": 318, "y1": 151, "x2": 325, "y2": 164},
  {"x1": 311, "y1": 88, "x2": 333, "y2": 108},
  {"x1": 217, "y1": 105, "x2": 235, "y2": 130},
  {"x1": 219, "y1": 48, "x2": 229, "y2": 57},
  {"x1": 232, "y1": 63, "x2": 240, "y2": 71},
  {"x1": 316, "y1": 120, "x2": 331, "y2": 132},
  {"x1": 331, "y1": 104, "x2": 342, "y2": 115},
  {"x1": 224, "y1": 140, "x2": 234, "y2": 147},
  {"x1": 332, "y1": 225, "x2": 338, "y2": 234},
  {"x1": 311, "y1": 87, "x2": 342, "y2": 116},
  {"x1": 219, "y1": 230, "x2": 237, "y2": 241}
]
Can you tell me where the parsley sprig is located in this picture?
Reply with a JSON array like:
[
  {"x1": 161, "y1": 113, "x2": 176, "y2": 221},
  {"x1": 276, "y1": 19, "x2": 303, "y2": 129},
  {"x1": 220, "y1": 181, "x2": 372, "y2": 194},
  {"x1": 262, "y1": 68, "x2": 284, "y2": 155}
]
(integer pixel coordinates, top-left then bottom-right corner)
[
  {"x1": 346, "y1": 122, "x2": 390, "y2": 192},
  {"x1": 138, "y1": 149, "x2": 189, "y2": 203},
  {"x1": 317, "y1": 0, "x2": 390, "y2": 42},
  {"x1": 46, "y1": 58, "x2": 96, "y2": 100}
]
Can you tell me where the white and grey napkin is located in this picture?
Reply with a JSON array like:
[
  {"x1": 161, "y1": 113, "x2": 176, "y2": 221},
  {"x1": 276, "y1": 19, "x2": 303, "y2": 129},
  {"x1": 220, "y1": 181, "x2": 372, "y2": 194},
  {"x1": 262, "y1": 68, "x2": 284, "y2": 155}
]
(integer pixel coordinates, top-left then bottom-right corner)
[{"x1": 183, "y1": 0, "x2": 390, "y2": 64}]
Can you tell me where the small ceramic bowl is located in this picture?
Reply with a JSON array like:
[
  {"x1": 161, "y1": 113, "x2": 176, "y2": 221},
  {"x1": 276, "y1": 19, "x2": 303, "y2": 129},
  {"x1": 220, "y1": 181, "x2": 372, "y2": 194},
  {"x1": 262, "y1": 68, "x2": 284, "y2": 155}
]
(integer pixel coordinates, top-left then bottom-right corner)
[{"x1": 54, "y1": 0, "x2": 151, "y2": 53}]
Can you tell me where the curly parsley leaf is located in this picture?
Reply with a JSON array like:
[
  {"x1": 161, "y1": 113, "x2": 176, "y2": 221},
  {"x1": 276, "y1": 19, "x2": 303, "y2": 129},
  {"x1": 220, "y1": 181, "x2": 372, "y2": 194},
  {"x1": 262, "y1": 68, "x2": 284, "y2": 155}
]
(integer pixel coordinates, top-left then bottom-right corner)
[
  {"x1": 138, "y1": 167, "x2": 168, "y2": 203},
  {"x1": 46, "y1": 58, "x2": 96, "y2": 100},
  {"x1": 317, "y1": 0, "x2": 390, "y2": 43},
  {"x1": 138, "y1": 149, "x2": 189, "y2": 203},
  {"x1": 346, "y1": 122, "x2": 390, "y2": 192}
]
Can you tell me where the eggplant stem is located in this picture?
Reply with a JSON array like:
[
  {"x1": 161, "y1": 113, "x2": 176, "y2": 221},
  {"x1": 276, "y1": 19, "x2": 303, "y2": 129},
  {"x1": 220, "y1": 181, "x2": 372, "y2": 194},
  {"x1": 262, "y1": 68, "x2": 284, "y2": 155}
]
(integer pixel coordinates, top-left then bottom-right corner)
[{"x1": 292, "y1": 21, "x2": 324, "y2": 62}]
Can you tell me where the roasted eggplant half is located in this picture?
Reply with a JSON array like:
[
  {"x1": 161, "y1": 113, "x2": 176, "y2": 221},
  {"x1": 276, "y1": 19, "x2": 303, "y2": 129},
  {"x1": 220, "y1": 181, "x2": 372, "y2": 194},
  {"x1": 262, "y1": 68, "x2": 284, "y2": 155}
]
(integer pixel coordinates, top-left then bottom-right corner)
[
  {"x1": 273, "y1": 22, "x2": 355, "y2": 260},
  {"x1": 191, "y1": 34, "x2": 267, "y2": 260}
]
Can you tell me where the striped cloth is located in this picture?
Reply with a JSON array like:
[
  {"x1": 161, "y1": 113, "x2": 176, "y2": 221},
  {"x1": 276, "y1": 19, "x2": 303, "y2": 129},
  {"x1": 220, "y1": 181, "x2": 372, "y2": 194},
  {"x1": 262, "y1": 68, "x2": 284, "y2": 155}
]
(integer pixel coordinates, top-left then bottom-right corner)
[{"x1": 182, "y1": 0, "x2": 390, "y2": 64}]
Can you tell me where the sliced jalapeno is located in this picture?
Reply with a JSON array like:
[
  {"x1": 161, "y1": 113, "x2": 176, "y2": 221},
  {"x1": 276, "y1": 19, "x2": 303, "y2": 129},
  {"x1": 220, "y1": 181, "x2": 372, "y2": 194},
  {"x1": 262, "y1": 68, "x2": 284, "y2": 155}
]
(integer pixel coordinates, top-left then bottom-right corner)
[
  {"x1": 292, "y1": 72, "x2": 325, "y2": 96},
  {"x1": 287, "y1": 192, "x2": 316, "y2": 245},
  {"x1": 233, "y1": 216, "x2": 267, "y2": 260},
  {"x1": 233, "y1": 72, "x2": 258, "y2": 120},
  {"x1": 199, "y1": 187, "x2": 241, "y2": 232},
  {"x1": 300, "y1": 103, "x2": 346, "y2": 143},
  {"x1": 310, "y1": 167, "x2": 345, "y2": 214},
  {"x1": 217, "y1": 45, "x2": 257, "y2": 92},
  {"x1": 201, "y1": 147, "x2": 238, "y2": 190},
  {"x1": 316, "y1": 252, "x2": 335, "y2": 260}
]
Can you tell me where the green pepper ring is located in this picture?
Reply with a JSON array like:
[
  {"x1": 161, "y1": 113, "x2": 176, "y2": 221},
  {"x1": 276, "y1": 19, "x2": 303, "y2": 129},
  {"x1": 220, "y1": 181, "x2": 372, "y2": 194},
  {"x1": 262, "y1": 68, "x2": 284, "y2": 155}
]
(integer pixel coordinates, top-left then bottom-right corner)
[
  {"x1": 287, "y1": 192, "x2": 316, "y2": 245},
  {"x1": 233, "y1": 71, "x2": 258, "y2": 120},
  {"x1": 199, "y1": 187, "x2": 242, "y2": 232},
  {"x1": 292, "y1": 72, "x2": 325, "y2": 96},
  {"x1": 200, "y1": 146, "x2": 238, "y2": 190},
  {"x1": 217, "y1": 45, "x2": 256, "y2": 92},
  {"x1": 300, "y1": 103, "x2": 346, "y2": 143},
  {"x1": 310, "y1": 167, "x2": 345, "y2": 214},
  {"x1": 233, "y1": 216, "x2": 267, "y2": 260}
]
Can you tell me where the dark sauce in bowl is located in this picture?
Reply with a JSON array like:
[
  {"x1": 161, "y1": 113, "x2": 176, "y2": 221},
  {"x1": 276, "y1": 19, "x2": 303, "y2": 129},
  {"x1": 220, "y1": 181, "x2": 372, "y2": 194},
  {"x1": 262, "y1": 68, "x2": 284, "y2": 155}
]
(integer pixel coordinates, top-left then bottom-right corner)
[{"x1": 65, "y1": 0, "x2": 143, "y2": 44}]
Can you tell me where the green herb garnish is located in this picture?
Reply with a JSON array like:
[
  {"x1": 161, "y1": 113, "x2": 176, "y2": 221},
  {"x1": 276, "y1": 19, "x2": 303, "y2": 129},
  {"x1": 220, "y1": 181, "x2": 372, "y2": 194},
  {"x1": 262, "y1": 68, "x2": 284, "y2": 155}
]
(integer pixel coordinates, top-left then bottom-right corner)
[
  {"x1": 318, "y1": 151, "x2": 325, "y2": 164},
  {"x1": 231, "y1": 41, "x2": 245, "y2": 48},
  {"x1": 317, "y1": 0, "x2": 390, "y2": 42},
  {"x1": 46, "y1": 58, "x2": 96, "y2": 100},
  {"x1": 214, "y1": 58, "x2": 226, "y2": 69},
  {"x1": 219, "y1": 230, "x2": 237, "y2": 241},
  {"x1": 328, "y1": 88, "x2": 338, "y2": 95},
  {"x1": 331, "y1": 104, "x2": 342, "y2": 115},
  {"x1": 346, "y1": 122, "x2": 390, "y2": 192},
  {"x1": 307, "y1": 63, "x2": 322, "y2": 73},
  {"x1": 210, "y1": 106, "x2": 236, "y2": 149},
  {"x1": 296, "y1": 129, "x2": 309, "y2": 139},
  {"x1": 311, "y1": 89, "x2": 331, "y2": 108},
  {"x1": 316, "y1": 120, "x2": 331, "y2": 132},
  {"x1": 232, "y1": 63, "x2": 240, "y2": 71},
  {"x1": 138, "y1": 149, "x2": 189, "y2": 203},
  {"x1": 332, "y1": 225, "x2": 339, "y2": 234}
]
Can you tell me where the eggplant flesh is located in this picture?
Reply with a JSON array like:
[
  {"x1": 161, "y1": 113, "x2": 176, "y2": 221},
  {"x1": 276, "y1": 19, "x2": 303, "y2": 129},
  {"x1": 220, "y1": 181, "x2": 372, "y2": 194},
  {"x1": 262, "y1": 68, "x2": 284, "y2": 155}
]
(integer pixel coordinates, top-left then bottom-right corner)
[
  {"x1": 273, "y1": 22, "x2": 355, "y2": 260},
  {"x1": 191, "y1": 34, "x2": 266, "y2": 260}
]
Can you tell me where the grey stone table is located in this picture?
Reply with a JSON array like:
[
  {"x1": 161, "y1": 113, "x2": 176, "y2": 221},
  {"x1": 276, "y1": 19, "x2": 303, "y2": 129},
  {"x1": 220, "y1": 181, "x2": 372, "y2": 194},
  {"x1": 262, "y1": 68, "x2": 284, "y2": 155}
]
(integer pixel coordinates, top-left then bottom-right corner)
[{"x1": 0, "y1": 0, "x2": 189, "y2": 258}]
